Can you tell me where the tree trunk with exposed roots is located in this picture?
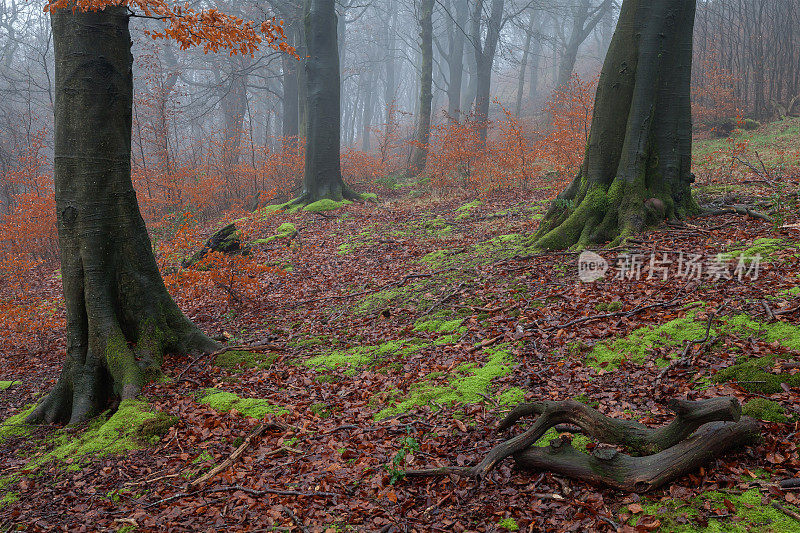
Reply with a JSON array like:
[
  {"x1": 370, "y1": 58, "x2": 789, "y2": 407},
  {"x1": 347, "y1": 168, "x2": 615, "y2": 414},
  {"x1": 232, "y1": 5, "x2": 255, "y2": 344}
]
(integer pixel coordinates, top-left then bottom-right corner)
[
  {"x1": 28, "y1": 6, "x2": 219, "y2": 426},
  {"x1": 533, "y1": 0, "x2": 700, "y2": 250}
]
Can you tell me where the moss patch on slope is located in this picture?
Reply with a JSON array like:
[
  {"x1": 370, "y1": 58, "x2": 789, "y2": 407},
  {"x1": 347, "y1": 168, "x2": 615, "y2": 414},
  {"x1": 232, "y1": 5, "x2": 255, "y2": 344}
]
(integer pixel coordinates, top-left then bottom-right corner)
[
  {"x1": 16, "y1": 400, "x2": 176, "y2": 472},
  {"x1": 199, "y1": 389, "x2": 287, "y2": 418},
  {"x1": 629, "y1": 488, "x2": 800, "y2": 532},
  {"x1": 376, "y1": 344, "x2": 516, "y2": 419}
]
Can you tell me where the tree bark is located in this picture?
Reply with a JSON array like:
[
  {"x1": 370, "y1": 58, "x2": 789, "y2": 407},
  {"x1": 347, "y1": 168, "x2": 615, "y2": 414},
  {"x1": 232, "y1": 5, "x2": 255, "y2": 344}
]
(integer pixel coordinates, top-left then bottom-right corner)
[
  {"x1": 470, "y1": 0, "x2": 504, "y2": 146},
  {"x1": 444, "y1": 0, "x2": 467, "y2": 122},
  {"x1": 409, "y1": 0, "x2": 434, "y2": 175},
  {"x1": 515, "y1": 14, "x2": 535, "y2": 117},
  {"x1": 29, "y1": 5, "x2": 219, "y2": 426},
  {"x1": 281, "y1": 23, "x2": 301, "y2": 141},
  {"x1": 533, "y1": 0, "x2": 699, "y2": 250},
  {"x1": 556, "y1": 0, "x2": 611, "y2": 90},
  {"x1": 298, "y1": 0, "x2": 358, "y2": 202},
  {"x1": 406, "y1": 397, "x2": 760, "y2": 493}
]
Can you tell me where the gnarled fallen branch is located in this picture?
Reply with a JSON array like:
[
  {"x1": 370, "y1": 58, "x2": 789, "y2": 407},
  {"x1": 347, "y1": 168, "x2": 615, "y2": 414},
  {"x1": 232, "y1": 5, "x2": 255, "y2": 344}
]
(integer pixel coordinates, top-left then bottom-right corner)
[{"x1": 406, "y1": 397, "x2": 760, "y2": 492}]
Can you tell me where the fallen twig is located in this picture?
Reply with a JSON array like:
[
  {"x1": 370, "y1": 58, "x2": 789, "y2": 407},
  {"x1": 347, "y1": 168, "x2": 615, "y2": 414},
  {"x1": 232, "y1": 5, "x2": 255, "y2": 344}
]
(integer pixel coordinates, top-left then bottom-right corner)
[{"x1": 190, "y1": 421, "x2": 288, "y2": 489}]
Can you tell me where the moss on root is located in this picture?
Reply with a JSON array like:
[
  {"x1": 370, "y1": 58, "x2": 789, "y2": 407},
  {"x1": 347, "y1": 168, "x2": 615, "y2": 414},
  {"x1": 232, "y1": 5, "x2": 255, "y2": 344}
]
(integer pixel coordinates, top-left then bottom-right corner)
[
  {"x1": 303, "y1": 199, "x2": 352, "y2": 212},
  {"x1": 532, "y1": 170, "x2": 699, "y2": 250},
  {"x1": 24, "y1": 400, "x2": 175, "y2": 472},
  {"x1": 252, "y1": 222, "x2": 297, "y2": 245}
]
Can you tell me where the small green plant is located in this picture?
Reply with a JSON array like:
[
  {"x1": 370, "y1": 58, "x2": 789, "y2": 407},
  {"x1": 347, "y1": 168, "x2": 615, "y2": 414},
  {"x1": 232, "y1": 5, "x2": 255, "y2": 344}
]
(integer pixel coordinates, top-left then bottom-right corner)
[{"x1": 387, "y1": 431, "x2": 420, "y2": 485}]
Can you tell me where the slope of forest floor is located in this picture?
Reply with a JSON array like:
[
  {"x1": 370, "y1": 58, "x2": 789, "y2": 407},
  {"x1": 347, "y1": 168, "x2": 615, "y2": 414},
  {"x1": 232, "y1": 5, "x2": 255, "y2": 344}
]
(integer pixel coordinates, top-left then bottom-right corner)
[{"x1": 1, "y1": 124, "x2": 800, "y2": 531}]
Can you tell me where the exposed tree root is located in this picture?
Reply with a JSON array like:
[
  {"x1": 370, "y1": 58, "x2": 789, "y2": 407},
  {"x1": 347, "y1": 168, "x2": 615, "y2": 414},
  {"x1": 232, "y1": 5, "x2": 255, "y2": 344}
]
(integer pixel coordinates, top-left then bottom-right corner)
[
  {"x1": 698, "y1": 204, "x2": 773, "y2": 223},
  {"x1": 406, "y1": 397, "x2": 760, "y2": 492}
]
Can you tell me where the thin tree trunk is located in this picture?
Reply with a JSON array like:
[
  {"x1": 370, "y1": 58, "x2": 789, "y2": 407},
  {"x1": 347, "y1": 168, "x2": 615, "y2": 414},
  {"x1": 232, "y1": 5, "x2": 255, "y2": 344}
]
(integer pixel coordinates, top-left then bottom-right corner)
[
  {"x1": 29, "y1": 5, "x2": 219, "y2": 425},
  {"x1": 409, "y1": 0, "x2": 434, "y2": 175},
  {"x1": 445, "y1": 0, "x2": 468, "y2": 122},
  {"x1": 515, "y1": 14, "x2": 535, "y2": 117}
]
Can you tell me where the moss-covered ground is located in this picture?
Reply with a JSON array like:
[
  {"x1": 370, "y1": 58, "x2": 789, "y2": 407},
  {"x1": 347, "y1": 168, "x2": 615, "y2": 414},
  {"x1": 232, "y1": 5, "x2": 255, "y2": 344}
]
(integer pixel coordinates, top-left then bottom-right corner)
[{"x1": 2, "y1": 168, "x2": 799, "y2": 530}]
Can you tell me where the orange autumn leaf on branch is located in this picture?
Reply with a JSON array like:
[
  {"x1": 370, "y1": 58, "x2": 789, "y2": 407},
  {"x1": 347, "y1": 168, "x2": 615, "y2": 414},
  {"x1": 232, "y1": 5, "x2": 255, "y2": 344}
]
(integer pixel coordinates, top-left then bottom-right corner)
[{"x1": 45, "y1": 0, "x2": 297, "y2": 56}]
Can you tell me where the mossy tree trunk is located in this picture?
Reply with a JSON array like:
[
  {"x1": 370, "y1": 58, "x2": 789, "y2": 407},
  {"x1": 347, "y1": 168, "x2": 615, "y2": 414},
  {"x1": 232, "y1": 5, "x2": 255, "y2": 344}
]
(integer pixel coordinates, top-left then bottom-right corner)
[
  {"x1": 296, "y1": 0, "x2": 359, "y2": 203},
  {"x1": 533, "y1": 0, "x2": 700, "y2": 250},
  {"x1": 28, "y1": 5, "x2": 220, "y2": 426}
]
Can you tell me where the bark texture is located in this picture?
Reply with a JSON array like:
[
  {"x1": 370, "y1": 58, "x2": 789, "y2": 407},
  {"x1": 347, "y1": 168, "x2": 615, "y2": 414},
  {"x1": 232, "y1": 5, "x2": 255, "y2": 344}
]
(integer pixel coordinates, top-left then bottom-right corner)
[
  {"x1": 408, "y1": 0, "x2": 434, "y2": 175},
  {"x1": 406, "y1": 397, "x2": 760, "y2": 493},
  {"x1": 297, "y1": 0, "x2": 359, "y2": 203},
  {"x1": 534, "y1": 0, "x2": 700, "y2": 250},
  {"x1": 29, "y1": 6, "x2": 219, "y2": 426}
]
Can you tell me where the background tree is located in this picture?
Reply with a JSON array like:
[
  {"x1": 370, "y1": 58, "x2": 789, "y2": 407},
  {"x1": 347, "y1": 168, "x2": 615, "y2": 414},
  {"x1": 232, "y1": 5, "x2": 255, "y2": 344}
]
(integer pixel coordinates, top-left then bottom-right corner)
[
  {"x1": 533, "y1": 0, "x2": 698, "y2": 249},
  {"x1": 27, "y1": 1, "x2": 291, "y2": 425},
  {"x1": 297, "y1": 0, "x2": 360, "y2": 202},
  {"x1": 408, "y1": 0, "x2": 434, "y2": 175}
]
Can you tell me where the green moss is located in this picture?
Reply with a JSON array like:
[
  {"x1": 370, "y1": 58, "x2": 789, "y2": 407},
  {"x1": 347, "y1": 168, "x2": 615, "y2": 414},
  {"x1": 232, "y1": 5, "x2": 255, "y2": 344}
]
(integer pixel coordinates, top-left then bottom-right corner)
[
  {"x1": 629, "y1": 488, "x2": 800, "y2": 532},
  {"x1": 214, "y1": 350, "x2": 277, "y2": 370},
  {"x1": 742, "y1": 398, "x2": 789, "y2": 423},
  {"x1": 587, "y1": 315, "x2": 708, "y2": 370},
  {"x1": 304, "y1": 341, "x2": 406, "y2": 372},
  {"x1": 573, "y1": 393, "x2": 599, "y2": 408},
  {"x1": 0, "y1": 488, "x2": 19, "y2": 507},
  {"x1": 0, "y1": 380, "x2": 20, "y2": 390},
  {"x1": 252, "y1": 222, "x2": 297, "y2": 245},
  {"x1": 589, "y1": 310, "x2": 800, "y2": 372},
  {"x1": 780, "y1": 286, "x2": 800, "y2": 297},
  {"x1": 309, "y1": 402, "x2": 332, "y2": 418},
  {"x1": 497, "y1": 387, "x2": 525, "y2": 406},
  {"x1": 290, "y1": 335, "x2": 332, "y2": 347},
  {"x1": 413, "y1": 317, "x2": 464, "y2": 333},
  {"x1": 533, "y1": 427, "x2": 559, "y2": 447},
  {"x1": 303, "y1": 199, "x2": 351, "y2": 212},
  {"x1": 714, "y1": 355, "x2": 800, "y2": 393},
  {"x1": 26, "y1": 400, "x2": 176, "y2": 471},
  {"x1": 724, "y1": 314, "x2": 800, "y2": 351},
  {"x1": 455, "y1": 200, "x2": 482, "y2": 220},
  {"x1": 354, "y1": 286, "x2": 406, "y2": 314},
  {"x1": 497, "y1": 517, "x2": 519, "y2": 531},
  {"x1": 199, "y1": 389, "x2": 287, "y2": 418},
  {"x1": 595, "y1": 301, "x2": 623, "y2": 312},
  {"x1": 361, "y1": 192, "x2": 379, "y2": 202},
  {"x1": 376, "y1": 344, "x2": 516, "y2": 419},
  {"x1": 0, "y1": 404, "x2": 36, "y2": 444},
  {"x1": 718, "y1": 238, "x2": 791, "y2": 264}
]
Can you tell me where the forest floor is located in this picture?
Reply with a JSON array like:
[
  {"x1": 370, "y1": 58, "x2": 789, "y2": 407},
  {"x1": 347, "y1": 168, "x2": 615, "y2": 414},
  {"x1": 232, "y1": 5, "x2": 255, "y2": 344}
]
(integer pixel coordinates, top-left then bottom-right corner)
[{"x1": 1, "y1": 121, "x2": 800, "y2": 532}]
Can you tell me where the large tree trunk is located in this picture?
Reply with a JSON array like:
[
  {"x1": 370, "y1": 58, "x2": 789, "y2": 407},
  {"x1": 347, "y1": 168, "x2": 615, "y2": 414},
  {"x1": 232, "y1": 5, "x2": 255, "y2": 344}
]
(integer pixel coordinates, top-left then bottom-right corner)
[
  {"x1": 29, "y1": 6, "x2": 219, "y2": 426},
  {"x1": 533, "y1": 0, "x2": 699, "y2": 250},
  {"x1": 408, "y1": 0, "x2": 434, "y2": 175},
  {"x1": 298, "y1": 0, "x2": 358, "y2": 202}
]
